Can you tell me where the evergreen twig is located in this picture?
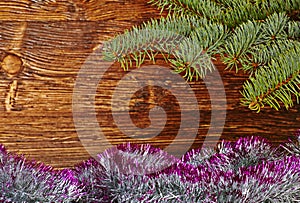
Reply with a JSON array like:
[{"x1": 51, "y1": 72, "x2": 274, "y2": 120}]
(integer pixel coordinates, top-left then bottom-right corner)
[
  {"x1": 241, "y1": 44, "x2": 300, "y2": 112},
  {"x1": 103, "y1": 0, "x2": 300, "y2": 112},
  {"x1": 103, "y1": 15, "x2": 226, "y2": 80},
  {"x1": 149, "y1": 0, "x2": 300, "y2": 27}
]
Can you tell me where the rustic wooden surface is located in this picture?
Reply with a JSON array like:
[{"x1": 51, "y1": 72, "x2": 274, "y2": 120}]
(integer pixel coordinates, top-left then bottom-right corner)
[{"x1": 0, "y1": 0, "x2": 299, "y2": 169}]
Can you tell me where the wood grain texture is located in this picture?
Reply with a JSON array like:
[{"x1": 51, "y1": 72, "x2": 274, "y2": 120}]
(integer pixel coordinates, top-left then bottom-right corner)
[{"x1": 0, "y1": 0, "x2": 299, "y2": 169}]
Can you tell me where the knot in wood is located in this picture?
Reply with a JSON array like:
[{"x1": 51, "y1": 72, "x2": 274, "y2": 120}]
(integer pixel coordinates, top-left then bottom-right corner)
[{"x1": 1, "y1": 54, "x2": 23, "y2": 77}]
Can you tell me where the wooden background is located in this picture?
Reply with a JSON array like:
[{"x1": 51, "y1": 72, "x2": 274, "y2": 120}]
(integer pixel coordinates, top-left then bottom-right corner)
[{"x1": 0, "y1": 0, "x2": 299, "y2": 169}]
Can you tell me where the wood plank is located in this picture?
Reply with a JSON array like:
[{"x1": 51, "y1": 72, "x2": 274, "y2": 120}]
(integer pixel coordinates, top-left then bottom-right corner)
[{"x1": 0, "y1": 0, "x2": 299, "y2": 169}]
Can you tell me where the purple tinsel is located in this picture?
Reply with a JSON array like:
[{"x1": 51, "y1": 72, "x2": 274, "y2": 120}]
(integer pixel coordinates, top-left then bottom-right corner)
[{"x1": 1, "y1": 135, "x2": 300, "y2": 202}]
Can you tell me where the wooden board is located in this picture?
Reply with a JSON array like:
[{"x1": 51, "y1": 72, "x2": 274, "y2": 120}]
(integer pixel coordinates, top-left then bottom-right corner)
[{"x1": 0, "y1": 0, "x2": 299, "y2": 169}]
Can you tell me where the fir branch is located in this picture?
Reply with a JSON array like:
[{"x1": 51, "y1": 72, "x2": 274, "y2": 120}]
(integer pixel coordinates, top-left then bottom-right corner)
[
  {"x1": 222, "y1": 13, "x2": 296, "y2": 73},
  {"x1": 191, "y1": 20, "x2": 229, "y2": 54},
  {"x1": 240, "y1": 45, "x2": 300, "y2": 112},
  {"x1": 149, "y1": 0, "x2": 300, "y2": 28},
  {"x1": 102, "y1": 15, "x2": 193, "y2": 70},
  {"x1": 222, "y1": 20, "x2": 262, "y2": 72},
  {"x1": 148, "y1": 0, "x2": 223, "y2": 20},
  {"x1": 169, "y1": 36, "x2": 215, "y2": 81},
  {"x1": 260, "y1": 12, "x2": 290, "y2": 41},
  {"x1": 269, "y1": 0, "x2": 300, "y2": 14},
  {"x1": 288, "y1": 21, "x2": 300, "y2": 40},
  {"x1": 241, "y1": 40, "x2": 297, "y2": 74},
  {"x1": 220, "y1": 1, "x2": 264, "y2": 28},
  {"x1": 103, "y1": 0, "x2": 300, "y2": 111},
  {"x1": 103, "y1": 15, "x2": 224, "y2": 80}
]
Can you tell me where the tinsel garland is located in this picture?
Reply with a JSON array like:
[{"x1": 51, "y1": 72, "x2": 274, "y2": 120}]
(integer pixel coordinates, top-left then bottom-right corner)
[{"x1": 1, "y1": 134, "x2": 300, "y2": 202}]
